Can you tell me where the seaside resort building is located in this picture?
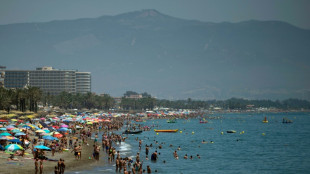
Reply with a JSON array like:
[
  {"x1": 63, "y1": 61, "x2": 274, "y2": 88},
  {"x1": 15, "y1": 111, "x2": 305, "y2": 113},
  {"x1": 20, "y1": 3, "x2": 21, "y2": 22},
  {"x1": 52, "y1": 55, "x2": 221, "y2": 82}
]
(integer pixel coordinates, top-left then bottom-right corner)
[{"x1": 3, "y1": 66, "x2": 91, "y2": 95}]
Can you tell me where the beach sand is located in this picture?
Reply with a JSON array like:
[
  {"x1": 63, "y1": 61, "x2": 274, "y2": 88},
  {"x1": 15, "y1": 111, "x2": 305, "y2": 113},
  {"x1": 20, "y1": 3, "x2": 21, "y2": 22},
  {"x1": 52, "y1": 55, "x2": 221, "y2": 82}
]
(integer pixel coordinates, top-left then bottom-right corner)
[{"x1": 0, "y1": 140, "x2": 98, "y2": 174}]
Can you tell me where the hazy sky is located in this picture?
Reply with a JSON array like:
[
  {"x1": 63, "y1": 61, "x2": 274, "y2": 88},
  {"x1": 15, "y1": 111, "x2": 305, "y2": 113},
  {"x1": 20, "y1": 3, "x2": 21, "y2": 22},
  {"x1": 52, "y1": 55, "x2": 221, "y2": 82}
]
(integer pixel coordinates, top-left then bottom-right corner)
[{"x1": 0, "y1": 0, "x2": 309, "y2": 29}]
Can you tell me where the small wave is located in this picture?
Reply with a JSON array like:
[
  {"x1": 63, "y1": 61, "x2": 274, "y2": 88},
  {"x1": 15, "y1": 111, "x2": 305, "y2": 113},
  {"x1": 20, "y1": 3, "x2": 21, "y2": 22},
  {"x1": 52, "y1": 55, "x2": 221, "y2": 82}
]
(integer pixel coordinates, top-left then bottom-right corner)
[{"x1": 119, "y1": 142, "x2": 132, "y2": 152}]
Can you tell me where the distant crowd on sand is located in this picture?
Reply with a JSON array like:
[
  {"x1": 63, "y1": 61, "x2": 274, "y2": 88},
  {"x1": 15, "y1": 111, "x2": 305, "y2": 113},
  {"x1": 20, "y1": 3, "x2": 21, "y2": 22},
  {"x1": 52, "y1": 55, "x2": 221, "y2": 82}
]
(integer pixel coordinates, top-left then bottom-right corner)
[{"x1": 0, "y1": 111, "x2": 201, "y2": 173}]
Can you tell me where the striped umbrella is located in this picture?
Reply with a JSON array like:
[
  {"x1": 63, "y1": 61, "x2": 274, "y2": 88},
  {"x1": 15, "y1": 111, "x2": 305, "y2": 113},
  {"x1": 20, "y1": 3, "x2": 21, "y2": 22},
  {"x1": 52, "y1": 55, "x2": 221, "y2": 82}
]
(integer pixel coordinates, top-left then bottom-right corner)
[{"x1": 5, "y1": 144, "x2": 23, "y2": 151}]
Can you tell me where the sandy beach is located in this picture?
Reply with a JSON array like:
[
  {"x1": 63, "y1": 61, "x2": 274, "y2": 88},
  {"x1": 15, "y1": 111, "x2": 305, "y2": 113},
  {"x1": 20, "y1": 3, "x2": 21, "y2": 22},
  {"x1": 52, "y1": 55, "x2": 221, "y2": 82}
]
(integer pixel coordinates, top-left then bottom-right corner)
[{"x1": 0, "y1": 140, "x2": 98, "y2": 174}]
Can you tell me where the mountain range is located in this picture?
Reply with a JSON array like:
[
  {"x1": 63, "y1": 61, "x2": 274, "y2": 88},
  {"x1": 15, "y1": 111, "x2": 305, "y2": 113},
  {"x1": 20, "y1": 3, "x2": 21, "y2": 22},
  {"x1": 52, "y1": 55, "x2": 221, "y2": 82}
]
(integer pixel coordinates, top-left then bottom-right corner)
[{"x1": 1, "y1": 9, "x2": 310, "y2": 100}]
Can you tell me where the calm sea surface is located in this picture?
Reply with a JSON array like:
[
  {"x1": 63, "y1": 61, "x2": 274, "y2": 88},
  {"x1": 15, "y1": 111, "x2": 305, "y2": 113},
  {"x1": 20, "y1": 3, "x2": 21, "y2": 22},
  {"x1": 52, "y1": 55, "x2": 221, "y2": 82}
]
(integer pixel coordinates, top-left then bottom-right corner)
[{"x1": 66, "y1": 112, "x2": 310, "y2": 174}]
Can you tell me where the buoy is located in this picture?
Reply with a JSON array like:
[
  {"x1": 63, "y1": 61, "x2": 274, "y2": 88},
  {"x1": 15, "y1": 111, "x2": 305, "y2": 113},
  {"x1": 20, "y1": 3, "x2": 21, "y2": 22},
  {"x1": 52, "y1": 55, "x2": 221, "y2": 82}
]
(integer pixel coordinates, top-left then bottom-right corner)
[
  {"x1": 221, "y1": 132, "x2": 224, "y2": 135},
  {"x1": 180, "y1": 131, "x2": 182, "y2": 133},
  {"x1": 262, "y1": 133, "x2": 265, "y2": 136},
  {"x1": 192, "y1": 131, "x2": 195, "y2": 134},
  {"x1": 156, "y1": 133, "x2": 159, "y2": 135},
  {"x1": 242, "y1": 131, "x2": 245, "y2": 134}
]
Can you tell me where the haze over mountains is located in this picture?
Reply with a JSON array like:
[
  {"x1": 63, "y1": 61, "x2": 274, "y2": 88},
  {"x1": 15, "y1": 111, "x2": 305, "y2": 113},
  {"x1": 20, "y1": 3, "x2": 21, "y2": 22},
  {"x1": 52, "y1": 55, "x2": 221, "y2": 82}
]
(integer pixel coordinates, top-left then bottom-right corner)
[{"x1": 1, "y1": 9, "x2": 310, "y2": 100}]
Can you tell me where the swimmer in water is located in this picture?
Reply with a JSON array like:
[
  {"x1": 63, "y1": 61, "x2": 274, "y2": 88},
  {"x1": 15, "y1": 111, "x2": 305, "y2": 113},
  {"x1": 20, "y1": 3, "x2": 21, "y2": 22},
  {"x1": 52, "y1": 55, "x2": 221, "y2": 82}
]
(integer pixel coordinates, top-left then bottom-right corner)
[
  {"x1": 177, "y1": 146, "x2": 181, "y2": 150},
  {"x1": 190, "y1": 155, "x2": 193, "y2": 160},
  {"x1": 197, "y1": 154, "x2": 200, "y2": 159},
  {"x1": 184, "y1": 154, "x2": 188, "y2": 159},
  {"x1": 173, "y1": 150, "x2": 178, "y2": 159}
]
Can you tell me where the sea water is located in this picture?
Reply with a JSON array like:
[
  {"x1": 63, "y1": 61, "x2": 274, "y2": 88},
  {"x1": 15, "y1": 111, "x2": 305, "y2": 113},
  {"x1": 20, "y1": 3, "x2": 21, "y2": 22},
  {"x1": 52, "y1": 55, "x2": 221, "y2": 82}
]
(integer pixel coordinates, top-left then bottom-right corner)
[{"x1": 65, "y1": 112, "x2": 310, "y2": 174}]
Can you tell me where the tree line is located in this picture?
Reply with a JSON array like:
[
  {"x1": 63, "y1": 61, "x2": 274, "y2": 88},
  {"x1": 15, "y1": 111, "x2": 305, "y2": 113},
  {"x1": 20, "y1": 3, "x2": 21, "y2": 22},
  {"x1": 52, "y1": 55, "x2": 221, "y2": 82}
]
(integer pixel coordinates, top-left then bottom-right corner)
[
  {"x1": 156, "y1": 97, "x2": 310, "y2": 110},
  {"x1": 1, "y1": 88, "x2": 309, "y2": 113},
  {"x1": 0, "y1": 87, "x2": 115, "y2": 113}
]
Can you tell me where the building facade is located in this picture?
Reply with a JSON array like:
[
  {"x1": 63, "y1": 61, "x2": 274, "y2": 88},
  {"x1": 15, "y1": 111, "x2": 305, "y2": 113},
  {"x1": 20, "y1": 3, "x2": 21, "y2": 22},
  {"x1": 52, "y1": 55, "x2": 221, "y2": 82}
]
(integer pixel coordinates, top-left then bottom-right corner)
[
  {"x1": 4, "y1": 66, "x2": 91, "y2": 95},
  {"x1": 0, "y1": 66, "x2": 6, "y2": 87},
  {"x1": 76, "y1": 72, "x2": 91, "y2": 94}
]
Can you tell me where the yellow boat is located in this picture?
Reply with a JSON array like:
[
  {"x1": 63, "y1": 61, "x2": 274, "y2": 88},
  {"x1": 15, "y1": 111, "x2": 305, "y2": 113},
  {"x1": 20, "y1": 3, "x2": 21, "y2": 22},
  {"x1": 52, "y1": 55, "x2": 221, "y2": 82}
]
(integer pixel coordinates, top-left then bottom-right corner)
[{"x1": 154, "y1": 129, "x2": 178, "y2": 133}]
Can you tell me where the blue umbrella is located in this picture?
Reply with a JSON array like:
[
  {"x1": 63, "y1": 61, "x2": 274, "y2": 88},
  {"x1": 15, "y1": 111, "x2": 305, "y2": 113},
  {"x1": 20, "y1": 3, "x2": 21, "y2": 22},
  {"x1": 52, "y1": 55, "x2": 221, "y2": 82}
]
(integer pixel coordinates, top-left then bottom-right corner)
[
  {"x1": 42, "y1": 135, "x2": 58, "y2": 141},
  {"x1": 14, "y1": 132, "x2": 26, "y2": 136},
  {"x1": 11, "y1": 129, "x2": 21, "y2": 133},
  {"x1": 58, "y1": 128, "x2": 68, "y2": 132},
  {"x1": 34, "y1": 145, "x2": 51, "y2": 151},
  {"x1": 8, "y1": 139, "x2": 22, "y2": 144},
  {"x1": 0, "y1": 128, "x2": 6, "y2": 131},
  {"x1": 22, "y1": 125, "x2": 32, "y2": 129},
  {"x1": 0, "y1": 132, "x2": 12, "y2": 136}
]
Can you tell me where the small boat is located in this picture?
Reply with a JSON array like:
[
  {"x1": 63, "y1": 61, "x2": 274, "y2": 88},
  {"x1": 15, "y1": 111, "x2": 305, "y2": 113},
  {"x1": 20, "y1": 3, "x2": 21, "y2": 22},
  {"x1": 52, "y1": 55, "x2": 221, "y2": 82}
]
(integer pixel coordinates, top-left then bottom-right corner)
[
  {"x1": 123, "y1": 130, "x2": 143, "y2": 134},
  {"x1": 262, "y1": 116, "x2": 268, "y2": 123},
  {"x1": 227, "y1": 130, "x2": 236, "y2": 133},
  {"x1": 135, "y1": 120, "x2": 144, "y2": 122},
  {"x1": 154, "y1": 129, "x2": 178, "y2": 133}
]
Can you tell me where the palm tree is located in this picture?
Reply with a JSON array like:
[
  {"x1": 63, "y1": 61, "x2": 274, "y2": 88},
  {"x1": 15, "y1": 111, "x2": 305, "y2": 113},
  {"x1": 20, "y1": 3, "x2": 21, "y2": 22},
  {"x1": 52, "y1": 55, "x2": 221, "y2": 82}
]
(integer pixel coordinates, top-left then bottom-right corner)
[
  {"x1": 0, "y1": 87, "x2": 12, "y2": 113},
  {"x1": 27, "y1": 86, "x2": 42, "y2": 113}
]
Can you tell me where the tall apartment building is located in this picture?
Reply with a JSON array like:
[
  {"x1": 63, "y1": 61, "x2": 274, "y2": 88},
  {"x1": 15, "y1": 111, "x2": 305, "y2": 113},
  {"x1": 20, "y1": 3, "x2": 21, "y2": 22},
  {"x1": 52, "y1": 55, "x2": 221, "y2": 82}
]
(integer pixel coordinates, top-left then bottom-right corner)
[
  {"x1": 0, "y1": 66, "x2": 6, "y2": 87},
  {"x1": 4, "y1": 66, "x2": 91, "y2": 95}
]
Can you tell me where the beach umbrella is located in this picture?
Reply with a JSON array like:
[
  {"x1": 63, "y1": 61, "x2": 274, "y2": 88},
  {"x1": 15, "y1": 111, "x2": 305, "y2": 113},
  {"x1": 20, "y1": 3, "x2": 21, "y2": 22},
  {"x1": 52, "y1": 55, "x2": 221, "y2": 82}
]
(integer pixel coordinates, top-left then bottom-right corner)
[
  {"x1": 60, "y1": 124, "x2": 68, "y2": 128},
  {"x1": 8, "y1": 139, "x2": 22, "y2": 144},
  {"x1": 42, "y1": 135, "x2": 58, "y2": 141},
  {"x1": 14, "y1": 132, "x2": 26, "y2": 136},
  {"x1": 86, "y1": 122, "x2": 93, "y2": 125},
  {"x1": 58, "y1": 128, "x2": 68, "y2": 132},
  {"x1": 22, "y1": 125, "x2": 32, "y2": 129},
  {"x1": 53, "y1": 133, "x2": 63, "y2": 138},
  {"x1": 0, "y1": 128, "x2": 6, "y2": 131},
  {"x1": 0, "y1": 132, "x2": 12, "y2": 136},
  {"x1": 35, "y1": 130, "x2": 45, "y2": 133},
  {"x1": 11, "y1": 119, "x2": 18, "y2": 122},
  {"x1": 43, "y1": 129, "x2": 50, "y2": 133},
  {"x1": 11, "y1": 129, "x2": 21, "y2": 133},
  {"x1": 6, "y1": 125, "x2": 15, "y2": 131},
  {"x1": 5, "y1": 144, "x2": 23, "y2": 151},
  {"x1": 34, "y1": 145, "x2": 51, "y2": 151}
]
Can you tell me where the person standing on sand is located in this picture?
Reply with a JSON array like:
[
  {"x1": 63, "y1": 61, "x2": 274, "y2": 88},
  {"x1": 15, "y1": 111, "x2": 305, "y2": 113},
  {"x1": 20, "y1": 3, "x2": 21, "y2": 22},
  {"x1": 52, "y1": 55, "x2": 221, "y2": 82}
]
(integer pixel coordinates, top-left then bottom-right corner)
[
  {"x1": 60, "y1": 159, "x2": 66, "y2": 174},
  {"x1": 35, "y1": 158, "x2": 39, "y2": 174},
  {"x1": 54, "y1": 166, "x2": 59, "y2": 174},
  {"x1": 78, "y1": 144, "x2": 82, "y2": 159},
  {"x1": 39, "y1": 159, "x2": 43, "y2": 174}
]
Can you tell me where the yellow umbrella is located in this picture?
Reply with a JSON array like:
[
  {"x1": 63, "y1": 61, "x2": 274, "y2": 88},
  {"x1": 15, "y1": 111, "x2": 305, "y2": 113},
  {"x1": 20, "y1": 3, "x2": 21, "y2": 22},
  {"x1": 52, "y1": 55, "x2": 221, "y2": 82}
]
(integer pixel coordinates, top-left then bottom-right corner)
[
  {"x1": 35, "y1": 130, "x2": 45, "y2": 133},
  {"x1": 11, "y1": 119, "x2": 18, "y2": 122},
  {"x1": 27, "y1": 115, "x2": 35, "y2": 118}
]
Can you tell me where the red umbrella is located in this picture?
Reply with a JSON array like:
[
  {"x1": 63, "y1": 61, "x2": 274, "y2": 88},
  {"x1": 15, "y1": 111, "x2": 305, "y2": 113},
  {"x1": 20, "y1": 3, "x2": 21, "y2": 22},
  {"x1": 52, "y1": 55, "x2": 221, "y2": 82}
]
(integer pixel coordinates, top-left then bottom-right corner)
[
  {"x1": 52, "y1": 126, "x2": 59, "y2": 129},
  {"x1": 53, "y1": 133, "x2": 63, "y2": 138}
]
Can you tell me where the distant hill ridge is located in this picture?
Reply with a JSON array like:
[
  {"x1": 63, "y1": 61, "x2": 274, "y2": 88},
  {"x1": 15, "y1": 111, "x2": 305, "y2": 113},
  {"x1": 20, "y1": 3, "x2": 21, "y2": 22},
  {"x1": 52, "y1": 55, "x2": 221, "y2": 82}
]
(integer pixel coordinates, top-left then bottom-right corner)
[{"x1": 1, "y1": 9, "x2": 310, "y2": 100}]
